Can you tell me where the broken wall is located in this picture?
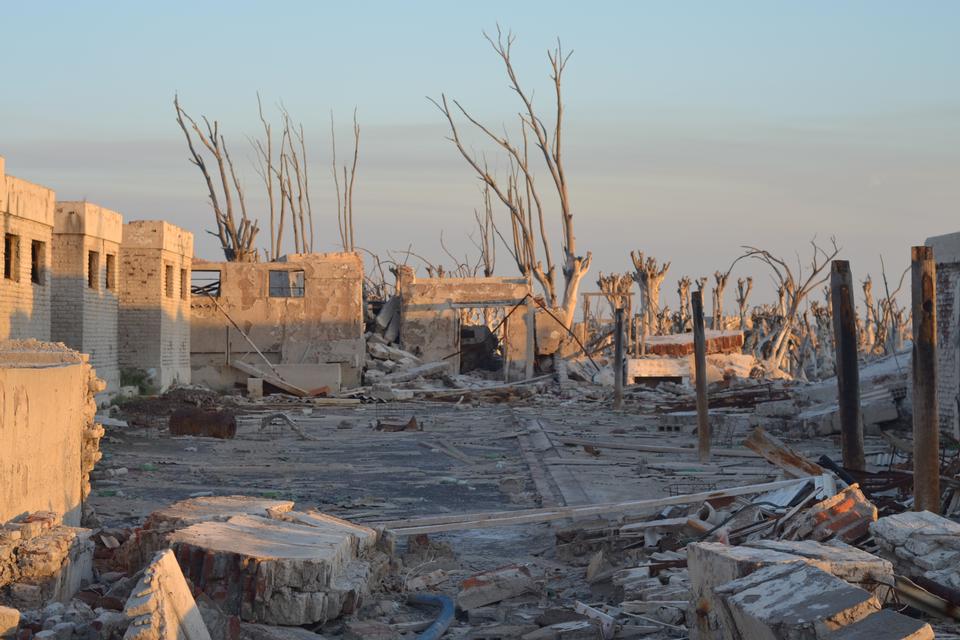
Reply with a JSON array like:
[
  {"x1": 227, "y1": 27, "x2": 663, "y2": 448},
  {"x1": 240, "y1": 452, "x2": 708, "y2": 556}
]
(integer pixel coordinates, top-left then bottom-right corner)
[
  {"x1": 397, "y1": 266, "x2": 533, "y2": 380},
  {"x1": 190, "y1": 252, "x2": 364, "y2": 391},
  {"x1": 925, "y1": 231, "x2": 960, "y2": 438},
  {"x1": 0, "y1": 156, "x2": 55, "y2": 341},
  {"x1": 0, "y1": 340, "x2": 103, "y2": 527},
  {"x1": 119, "y1": 221, "x2": 193, "y2": 391},
  {"x1": 52, "y1": 202, "x2": 123, "y2": 396}
]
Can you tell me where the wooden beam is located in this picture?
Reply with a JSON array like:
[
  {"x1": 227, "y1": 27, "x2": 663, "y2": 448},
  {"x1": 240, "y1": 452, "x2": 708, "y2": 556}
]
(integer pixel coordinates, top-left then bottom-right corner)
[
  {"x1": 743, "y1": 426, "x2": 826, "y2": 478},
  {"x1": 911, "y1": 245, "x2": 940, "y2": 513},
  {"x1": 554, "y1": 436, "x2": 762, "y2": 459},
  {"x1": 830, "y1": 260, "x2": 865, "y2": 471},
  {"x1": 691, "y1": 290, "x2": 710, "y2": 462}
]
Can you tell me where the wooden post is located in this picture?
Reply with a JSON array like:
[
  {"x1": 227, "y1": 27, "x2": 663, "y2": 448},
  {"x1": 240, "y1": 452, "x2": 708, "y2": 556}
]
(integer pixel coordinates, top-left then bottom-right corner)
[
  {"x1": 691, "y1": 291, "x2": 710, "y2": 462},
  {"x1": 613, "y1": 307, "x2": 625, "y2": 410},
  {"x1": 525, "y1": 297, "x2": 536, "y2": 380},
  {"x1": 912, "y1": 246, "x2": 940, "y2": 513},
  {"x1": 830, "y1": 260, "x2": 865, "y2": 472}
]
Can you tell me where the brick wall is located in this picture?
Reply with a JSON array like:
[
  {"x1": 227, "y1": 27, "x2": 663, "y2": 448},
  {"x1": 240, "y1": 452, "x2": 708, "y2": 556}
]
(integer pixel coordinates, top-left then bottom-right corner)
[
  {"x1": 1, "y1": 168, "x2": 55, "y2": 341},
  {"x1": 119, "y1": 221, "x2": 193, "y2": 391},
  {"x1": 51, "y1": 202, "x2": 123, "y2": 395},
  {"x1": 935, "y1": 263, "x2": 960, "y2": 438}
]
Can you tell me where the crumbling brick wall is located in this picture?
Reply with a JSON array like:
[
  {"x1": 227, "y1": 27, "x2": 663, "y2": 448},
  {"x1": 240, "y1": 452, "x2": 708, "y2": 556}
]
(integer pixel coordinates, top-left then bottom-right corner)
[
  {"x1": 51, "y1": 202, "x2": 123, "y2": 396},
  {"x1": 119, "y1": 221, "x2": 193, "y2": 391},
  {"x1": 0, "y1": 157, "x2": 55, "y2": 341}
]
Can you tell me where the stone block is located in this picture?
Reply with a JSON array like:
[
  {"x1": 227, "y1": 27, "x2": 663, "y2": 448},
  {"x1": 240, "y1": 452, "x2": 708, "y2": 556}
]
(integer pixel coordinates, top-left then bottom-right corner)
[
  {"x1": 123, "y1": 549, "x2": 210, "y2": 640},
  {"x1": 714, "y1": 562, "x2": 879, "y2": 640},
  {"x1": 871, "y1": 511, "x2": 960, "y2": 590}
]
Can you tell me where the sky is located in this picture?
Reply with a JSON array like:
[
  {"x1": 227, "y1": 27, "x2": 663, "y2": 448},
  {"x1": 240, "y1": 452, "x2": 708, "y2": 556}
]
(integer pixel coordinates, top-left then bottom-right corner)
[{"x1": 1, "y1": 1, "x2": 958, "y2": 310}]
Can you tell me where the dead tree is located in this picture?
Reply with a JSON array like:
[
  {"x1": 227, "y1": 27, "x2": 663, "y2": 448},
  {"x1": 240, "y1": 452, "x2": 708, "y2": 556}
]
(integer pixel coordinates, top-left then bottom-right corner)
[
  {"x1": 597, "y1": 272, "x2": 633, "y2": 315},
  {"x1": 735, "y1": 277, "x2": 753, "y2": 330},
  {"x1": 676, "y1": 276, "x2": 692, "y2": 332},
  {"x1": 431, "y1": 26, "x2": 591, "y2": 328},
  {"x1": 630, "y1": 252, "x2": 670, "y2": 336},
  {"x1": 175, "y1": 95, "x2": 259, "y2": 261},
  {"x1": 470, "y1": 184, "x2": 497, "y2": 277},
  {"x1": 736, "y1": 237, "x2": 841, "y2": 374},
  {"x1": 331, "y1": 110, "x2": 360, "y2": 252},
  {"x1": 711, "y1": 270, "x2": 731, "y2": 330}
]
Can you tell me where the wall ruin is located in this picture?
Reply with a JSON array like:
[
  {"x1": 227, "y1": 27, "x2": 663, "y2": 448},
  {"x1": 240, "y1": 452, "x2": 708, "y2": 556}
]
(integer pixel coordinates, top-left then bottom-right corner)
[
  {"x1": 397, "y1": 266, "x2": 533, "y2": 381},
  {"x1": 0, "y1": 340, "x2": 104, "y2": 527},
  {"x1": 926, "y1": 231, "x2": 960, "y2": 438}
]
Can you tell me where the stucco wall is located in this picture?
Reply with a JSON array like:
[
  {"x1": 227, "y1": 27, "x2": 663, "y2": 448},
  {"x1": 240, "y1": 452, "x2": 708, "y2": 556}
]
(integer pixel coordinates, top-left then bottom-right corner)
[
  {"x1": 0, "y1": 158, "x2": 55, "y2": 341},
  {"x1": 119, "y1": 221, "x2": 193, "y2": 391},
  {"x1": 0, "y1": 342, "x2": 101, "y2": 527},
  {"x1": 52, "y1": 202, "x2": 123, "y2": 395},
  {"x1": 397, "y1": 267, "x2": 532, "y2": 380},
  {"x1": 190, "y1": 252, "x2": 365, "y2": 390}
]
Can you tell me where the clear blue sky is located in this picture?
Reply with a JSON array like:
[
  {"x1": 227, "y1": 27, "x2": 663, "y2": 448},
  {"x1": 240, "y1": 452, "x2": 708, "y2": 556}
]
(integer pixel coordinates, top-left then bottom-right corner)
[{"x1": 2, "y1": 2, "x2": 958, "y2": 306}]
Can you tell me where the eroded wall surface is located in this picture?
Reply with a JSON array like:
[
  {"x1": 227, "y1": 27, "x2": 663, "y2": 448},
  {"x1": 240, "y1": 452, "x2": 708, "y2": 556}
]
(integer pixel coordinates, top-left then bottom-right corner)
[
  {"x1": 0, "y1": 341, "x2": 103, "y2": 527},
  {"x1": 190, "y1": 252, "x2": 365, "y2": 390},
  {"x1": 52, "y1": 202, "x2": 123, "y2": 395},
  {"x1": 397, "y1": 267, "x2": 532, "y2": 379},
  {"x1": 926, "y1": 231, "x2": 960, "y2": 438},
  {"x1": 0, "y1": 157, "x2": 55, "y2": 341},
  {"x1": 119, "y1": 221, "x2": 193, "y2": 391}
]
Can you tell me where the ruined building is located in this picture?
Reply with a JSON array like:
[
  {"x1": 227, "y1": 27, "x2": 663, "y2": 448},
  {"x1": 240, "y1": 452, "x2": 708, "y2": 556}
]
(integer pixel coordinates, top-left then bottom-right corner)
[{"x1": 190, "y1": 252, "x2": 364, "y2": 392}]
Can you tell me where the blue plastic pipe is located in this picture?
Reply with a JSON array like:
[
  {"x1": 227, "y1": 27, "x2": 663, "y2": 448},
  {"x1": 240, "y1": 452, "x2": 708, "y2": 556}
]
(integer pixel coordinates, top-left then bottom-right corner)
[{"x1": 408, "y1": 592, "x2": 455, "y2": 640}]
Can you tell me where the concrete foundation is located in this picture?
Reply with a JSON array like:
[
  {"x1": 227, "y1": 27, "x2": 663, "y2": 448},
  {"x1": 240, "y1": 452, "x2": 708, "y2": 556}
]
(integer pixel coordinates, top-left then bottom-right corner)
[
  {"x1": 119, "y1": 221, "x2": 193, "y2": 392},
  {"x1": 0, "y1": 157, "x2": 55, "y2": 342},
  {"x1": 52, "y1": 202, "x2": 123, "y2": 397},
  {"x1": 190, "y1": 253, "x2": 364, "y2": 391}
]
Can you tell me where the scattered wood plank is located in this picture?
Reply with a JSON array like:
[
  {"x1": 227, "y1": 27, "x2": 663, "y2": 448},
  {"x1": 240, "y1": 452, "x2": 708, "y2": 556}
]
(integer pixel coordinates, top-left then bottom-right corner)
[
  {"x1": 231, "y1": 360, "x2": 309, "y2": 397},
  {"x1": 554, "y1": 436, "x2": 762, "y2": 459},
  {"x1": 743, "y1": 426, "x2": 826, "y2": 478},
  {"x1": 377, "y1": 477, "x2": 810, "y2": 535}
]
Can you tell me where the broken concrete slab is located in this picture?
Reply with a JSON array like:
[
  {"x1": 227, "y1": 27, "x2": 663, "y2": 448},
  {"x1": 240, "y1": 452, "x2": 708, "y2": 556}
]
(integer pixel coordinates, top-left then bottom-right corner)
[
  {"x1": 871, "y1": 510, "x2": 960, "y2": 590},
  {"x1": 240, "y1": 623, "x2": 328, "y2": 640},
  {"x1": 714, "y1": 562, "x2": 879, "y2": 640},
  {"x1": 457, "y1": 565, "x2": 538, "y2": 611},
  {"x1": 819, "y1": 608, "x2": 933, "y2": 640},
  {"x1": 521, "y1": 619, "x2": 602, "y2": 639},
  {"x1": 118, "y1": 496, "x2": 295, "y2": 572},
  {"x1": 745, "y1": 540, "x2": 893, "y2": 593},
  {"x1": 123, "y1": 549, "x2": 211, "y2": 640},
  {"x1": 169, "y1": 513, "x2": 378, "y2": 625}
]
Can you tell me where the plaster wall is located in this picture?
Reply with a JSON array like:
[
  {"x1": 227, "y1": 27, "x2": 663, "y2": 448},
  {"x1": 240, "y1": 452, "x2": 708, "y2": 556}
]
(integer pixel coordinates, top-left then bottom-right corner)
[
  {"x1": 119, "y1": 221, "x2": 193, "y2": 391},
  {"x1": 190, "y1": 252, "x2": 364, "y2": 390},
  {"x1": 0, "y1": 344, "x2": 92, "y2": 526}
]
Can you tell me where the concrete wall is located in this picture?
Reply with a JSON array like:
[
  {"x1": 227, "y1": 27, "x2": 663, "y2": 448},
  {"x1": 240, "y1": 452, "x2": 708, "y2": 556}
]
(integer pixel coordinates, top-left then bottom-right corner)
[
  {"x1": 119, "y1": 221, "x2": 193, "y2": 391},
  {"x1": 190, "y1": 252, "x2": 365, "y2": 390},
  {"x1": 926, "y1": 232, "x2": 960, "y2": 438},
  {"x1": 0, "y1": 341, "x2": 100, "y2": 527},
  {"x1": 0, "y1": 157, "x2": 55, "y2": 341},
  {"x1": 52, "y1": 202, "x2": 123, "y2": 396},
  {"x1": 397, "y1": 266, "x2": 533, "y2": 380}
]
